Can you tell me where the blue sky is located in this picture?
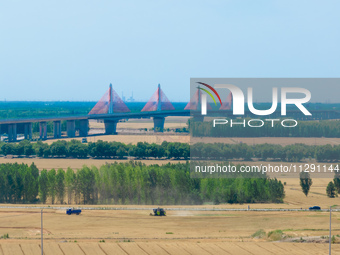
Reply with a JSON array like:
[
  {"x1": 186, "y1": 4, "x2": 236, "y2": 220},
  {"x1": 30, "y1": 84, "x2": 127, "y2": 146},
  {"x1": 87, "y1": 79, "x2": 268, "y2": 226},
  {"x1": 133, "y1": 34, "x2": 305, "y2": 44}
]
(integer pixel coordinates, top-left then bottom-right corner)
[{"x1": 0, "y1": 1, "x2": 339, "y2": 102}]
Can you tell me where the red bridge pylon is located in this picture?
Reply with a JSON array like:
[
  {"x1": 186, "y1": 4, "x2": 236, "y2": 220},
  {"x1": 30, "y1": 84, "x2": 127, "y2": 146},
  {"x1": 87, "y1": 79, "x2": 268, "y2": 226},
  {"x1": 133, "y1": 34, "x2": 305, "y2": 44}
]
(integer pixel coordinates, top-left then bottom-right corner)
[
  {"x1": 184, "y1": 88, "x2": 212, "y2": 110},
  {"x1": 219, "y1": 92, "x2": 232, "y2": 110},
  {"x1": 89, "y1": 84, "x2": 130, "y2": 115},
  {"x1": 141, "y1": 84, "x2": 175, "y2": 112}
]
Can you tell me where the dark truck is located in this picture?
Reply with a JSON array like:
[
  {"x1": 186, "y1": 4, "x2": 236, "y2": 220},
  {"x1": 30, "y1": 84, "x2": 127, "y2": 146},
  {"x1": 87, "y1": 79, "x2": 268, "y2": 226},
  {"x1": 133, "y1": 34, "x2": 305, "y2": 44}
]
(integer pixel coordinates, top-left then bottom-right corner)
[{"x1": 66, "y1": 208, "x2": 82, "y2": 215}]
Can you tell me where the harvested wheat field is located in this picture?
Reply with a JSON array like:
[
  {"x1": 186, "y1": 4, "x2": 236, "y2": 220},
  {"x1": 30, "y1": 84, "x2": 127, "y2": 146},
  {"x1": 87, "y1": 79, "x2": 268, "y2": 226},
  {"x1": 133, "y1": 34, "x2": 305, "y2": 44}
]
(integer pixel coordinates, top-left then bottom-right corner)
[
  {"x1": 0, "y1": 206, "x2": 340, "y2": 254},
  {"x1": 89, "y1": 117, "x2": 189, "y2": 130},
  {"x1": 0, "y1": 157, "x2": 186, "y2": 170},
  {"x1": 46, "y1": 134, "x2": 190, "y2": 145},
  {"x1": 1, "y1": 170, "x2": 340, "y2": 254},
  {"x1": 0, "y1": 241, "x2": 338, "y2": 255},
  {"x1": 1, "y1": 207, "x2": 339, "y2": 239},
  {"x1": 46, "y1": 135, "x2": 340, "y2": 146}
]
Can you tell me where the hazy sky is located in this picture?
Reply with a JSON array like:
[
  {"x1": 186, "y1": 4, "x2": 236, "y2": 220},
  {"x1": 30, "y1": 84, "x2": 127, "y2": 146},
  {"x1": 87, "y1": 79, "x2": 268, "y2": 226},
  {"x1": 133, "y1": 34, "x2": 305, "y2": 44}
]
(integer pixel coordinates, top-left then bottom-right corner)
[{"x1": 0, "y1": 1, "x2": 339, "y2": 102}]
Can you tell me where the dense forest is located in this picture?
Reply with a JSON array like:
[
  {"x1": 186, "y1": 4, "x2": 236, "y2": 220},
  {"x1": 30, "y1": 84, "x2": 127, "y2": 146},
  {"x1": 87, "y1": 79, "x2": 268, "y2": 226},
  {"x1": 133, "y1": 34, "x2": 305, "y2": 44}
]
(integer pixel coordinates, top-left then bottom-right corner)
[
  {"x1": 190, "y1": 119, "x2": 340, "y2": 138},
  {"x1": 1, "y1": 140, "x2": 340, "y2": 162},
  {"x1": 0, "y1": 162, "x2": 285, "y2": 205}
]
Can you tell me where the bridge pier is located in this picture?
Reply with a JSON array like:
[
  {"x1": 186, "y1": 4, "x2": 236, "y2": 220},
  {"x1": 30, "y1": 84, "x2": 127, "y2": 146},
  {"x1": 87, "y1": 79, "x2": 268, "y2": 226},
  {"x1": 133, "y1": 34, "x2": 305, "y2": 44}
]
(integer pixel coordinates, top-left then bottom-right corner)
[
  {"x1": 104, "y1": 119, "x2": 118, "y2": 135},
  {"x1": 67, "y1": 120, "x2": 76, "y2": 138},
  {"x1": 79, "y1": 120, "x2": 88, "y2": 137},
  {"x1": 153, "y1": 117, "x2": 165, "y2": 132},
  {"x1": 39, "y1": 122, "x2": 47, "y2": 140},
  {"x1": 53, "y1": 121, "x2": 62, "y2": 138},
  {"x1": 192, "y1": 115, "x2": 204, "y2": 122},
  {"x1": 24, "y1": 123, "x2": 32, "y2": 140},
  {"x1": 8, "y1": 124, "x2": 17, "y2": 142}
]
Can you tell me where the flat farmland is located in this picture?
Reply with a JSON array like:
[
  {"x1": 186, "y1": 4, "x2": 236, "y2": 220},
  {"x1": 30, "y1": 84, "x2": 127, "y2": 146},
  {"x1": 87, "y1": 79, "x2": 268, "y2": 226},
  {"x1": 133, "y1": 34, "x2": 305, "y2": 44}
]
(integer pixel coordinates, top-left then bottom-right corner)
[
  {"x1": 46, "y1": 135, "x2": 340, "y2": 146},
  {"x1": 0, "y1": 169, "x2": 339, "y2": 254},
  {"x1": 2, "y1": 135, "x2": 340, "y2": 254},
  {"x1": 1, "y1": 207, "x2": 339, "y2": 239},
  {"x1": 0, "y1": 241, "x2": 338, "y2": 255},
  {"x1": 0, "y1": 207, "x2": 340, "y2": 254},
  {"x1": 0, "y1": 157, "x2": 186, "y2": 170},
  {"x1": 46, "y1": 134, "x2": 190, "y2": 145},
  {"x1": 89, "y1": 117, "x2": 189, "y2": 132}
]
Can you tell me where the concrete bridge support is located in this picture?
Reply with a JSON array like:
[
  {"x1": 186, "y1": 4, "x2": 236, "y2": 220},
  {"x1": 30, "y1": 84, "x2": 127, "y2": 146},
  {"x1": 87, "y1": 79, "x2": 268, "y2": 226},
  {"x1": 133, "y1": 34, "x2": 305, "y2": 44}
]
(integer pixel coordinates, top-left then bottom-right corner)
[
  {"x1": 39, "y1": 122, "x2": 47, "y2": 140},
  {"x1": 79, "y1": 119, "x2": 88, "y2": 137},
  {"x1": 8, "y1": 124, "x2": 17, "y2": 142},
  {"x1": 53, "y1": 121, "x2": 62, "y2": 138},
  {"x1": 192, "y1": 115, "x2": 204, "y2": 122},
  {"x1": 153, "y1": 117, "x2": 165, "y2": 132},
  {"x1": 104, "y1": 119, "x2": 118, "y2": 135},
  {"x1": 24, "y1": 123, "x2": 32, "y2": 140},
  {"x1": 67, "y1": 120, "x2": 76, "y2": 138}
]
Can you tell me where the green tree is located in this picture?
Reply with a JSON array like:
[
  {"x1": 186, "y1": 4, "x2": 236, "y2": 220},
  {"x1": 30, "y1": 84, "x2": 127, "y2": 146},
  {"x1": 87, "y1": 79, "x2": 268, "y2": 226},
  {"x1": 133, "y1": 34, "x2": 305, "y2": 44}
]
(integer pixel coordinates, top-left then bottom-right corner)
[
  {"x1": 56, "y1": 169, "x2": 65, "y2": 204},
  {"x1": 77, "y1": 167, "x2": 95, "y2": 204},
  {"x1": 326, "y1": 181, "x2": 336, "y2": 198},
  {"x1": 300, "y1": 171, "x2": 312, "y2": 197},
  {"x1": 39, "y1": 170, "x2": 49, "y2": 204},
  {"x1": 48, "y1": 169, "x2": 57, "y2": 204},
  {"x1": 65, "y1": 168, "x2": 76, "y2": 204},
  {"x1": 23, "y1": 163, "x2": 39, "y2": 202},
  {"x1": 50, "y1": 140, "x2": 68, "y2": 157},
  {"x1": 24, "y1": 142, "x2": 35, "y2": 157},
  {"x1": 333, "y1": 172, "x2": 340, "y2": 194}
]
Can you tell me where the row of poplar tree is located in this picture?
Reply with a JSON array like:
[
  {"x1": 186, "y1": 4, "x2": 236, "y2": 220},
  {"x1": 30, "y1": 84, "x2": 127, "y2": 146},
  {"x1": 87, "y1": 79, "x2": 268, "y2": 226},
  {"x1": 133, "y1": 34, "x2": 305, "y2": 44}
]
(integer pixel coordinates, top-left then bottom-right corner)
[{"x1": 0, "y1": 162, "x2": 285, "y2": 205}]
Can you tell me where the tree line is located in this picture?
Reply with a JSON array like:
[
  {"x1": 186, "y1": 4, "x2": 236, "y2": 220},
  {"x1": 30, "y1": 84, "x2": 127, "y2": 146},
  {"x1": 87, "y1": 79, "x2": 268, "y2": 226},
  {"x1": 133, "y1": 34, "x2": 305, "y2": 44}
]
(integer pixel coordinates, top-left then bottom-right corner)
[
  {"x1": 299, "y1": 170, "x2": 340, "y2": 199},
  {"x1": 192, "y1": 143, "x2": 340, "y2": 162},
  {"x1": 191, "y1": 119, "x2": 340, "y2": 138},
  {"x1": 0, "y1": 140, "x2": 189, "y2": 159},
  {"x1": 1, "y1": 140, "x2": 340, "y2": 162},
  {"x1": 0, "y1": 162, "x2": 285, "y2": 205}
]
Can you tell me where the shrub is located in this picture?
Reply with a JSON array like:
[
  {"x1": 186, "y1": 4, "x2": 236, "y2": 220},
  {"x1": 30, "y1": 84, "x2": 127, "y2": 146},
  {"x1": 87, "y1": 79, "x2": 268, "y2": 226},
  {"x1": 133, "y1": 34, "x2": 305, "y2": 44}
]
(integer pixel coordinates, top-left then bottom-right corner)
[
  {"x1": 267, "y1": 230, "x2": 284, "y2": 241},
  {"x1": 251, "y1": 229, "x2": 266, "y2": 239}
]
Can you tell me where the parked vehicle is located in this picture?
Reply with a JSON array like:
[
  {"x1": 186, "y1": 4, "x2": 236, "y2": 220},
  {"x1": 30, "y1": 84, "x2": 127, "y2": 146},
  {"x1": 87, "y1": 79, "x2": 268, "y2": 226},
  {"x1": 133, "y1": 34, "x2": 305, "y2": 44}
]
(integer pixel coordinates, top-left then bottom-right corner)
[
  {"x1": 66, "y1": 208, "x2": 82, "y2": 215},
  {"x1": 309, "y1": 206, "x2": 321, "y2": 210}
]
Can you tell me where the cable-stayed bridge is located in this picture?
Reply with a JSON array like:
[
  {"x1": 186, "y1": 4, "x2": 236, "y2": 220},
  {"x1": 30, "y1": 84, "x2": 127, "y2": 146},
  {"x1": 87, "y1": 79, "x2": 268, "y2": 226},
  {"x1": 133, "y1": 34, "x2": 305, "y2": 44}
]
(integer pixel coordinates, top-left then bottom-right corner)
[{"x1": 0, "y1": 84, "x2": 339, "y2": 142}]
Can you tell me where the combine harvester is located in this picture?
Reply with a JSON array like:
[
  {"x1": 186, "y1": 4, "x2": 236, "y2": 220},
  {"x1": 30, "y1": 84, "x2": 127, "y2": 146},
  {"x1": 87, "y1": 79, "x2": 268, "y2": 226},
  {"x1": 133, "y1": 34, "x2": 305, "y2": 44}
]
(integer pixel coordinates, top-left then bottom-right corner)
[{"x1": 150, "y1": 207, "x2": 166, "y2": 216}]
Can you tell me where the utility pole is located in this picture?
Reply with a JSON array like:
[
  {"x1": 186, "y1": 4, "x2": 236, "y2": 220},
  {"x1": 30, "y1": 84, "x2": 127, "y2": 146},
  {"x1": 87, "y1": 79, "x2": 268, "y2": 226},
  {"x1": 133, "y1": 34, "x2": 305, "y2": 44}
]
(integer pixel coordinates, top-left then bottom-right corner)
[
  {"x1": 41, "y1": 209, "x2": 43, "y2": 255},
  {"x1": 329, "y1": 206, "x2": 331, "y2": 255}
]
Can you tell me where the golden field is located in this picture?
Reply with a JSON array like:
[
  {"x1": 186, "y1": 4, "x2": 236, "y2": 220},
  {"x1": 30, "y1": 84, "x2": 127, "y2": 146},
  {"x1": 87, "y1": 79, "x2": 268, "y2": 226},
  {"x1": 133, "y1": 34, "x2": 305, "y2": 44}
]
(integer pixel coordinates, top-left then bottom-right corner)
[
  {"x1": 46, "y1": 133, "x2": 340, "y2": 146},
  {"x1": 46, "y1": 134, "x2": 190, "y2": 145},
  {"x1": 1, "y1": 135, "x2": 340, "y2": 254},
  {"x1": 0, "y1": 204, "x2": 340, "y2": 254},
  {"x1": 0, "y1": 175, "x2": 340, "y2": 254},
  {"x1": 0, "y1": 241, "x2": 338, "y2": 255}
]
